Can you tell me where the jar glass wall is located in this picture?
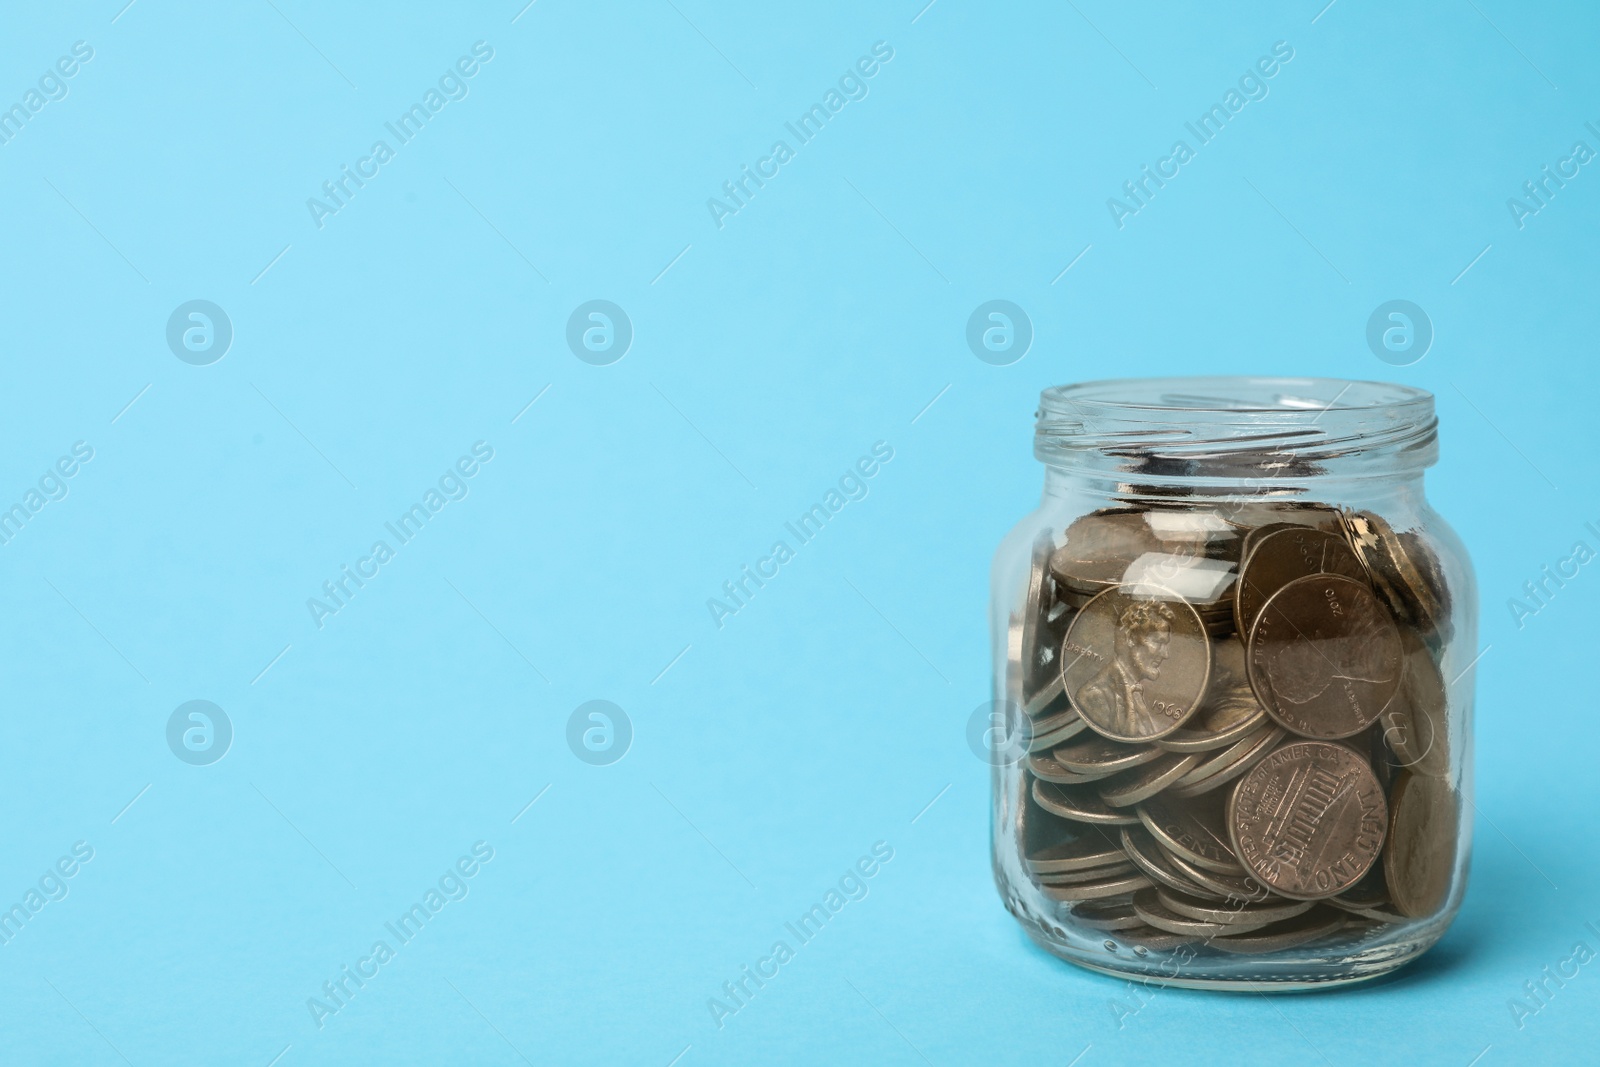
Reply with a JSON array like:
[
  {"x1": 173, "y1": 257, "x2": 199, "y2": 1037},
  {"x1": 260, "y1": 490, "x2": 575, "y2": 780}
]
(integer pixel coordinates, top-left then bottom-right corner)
[{"x1": 989, "y1": 377, "x2": 1476, "y2": 989}]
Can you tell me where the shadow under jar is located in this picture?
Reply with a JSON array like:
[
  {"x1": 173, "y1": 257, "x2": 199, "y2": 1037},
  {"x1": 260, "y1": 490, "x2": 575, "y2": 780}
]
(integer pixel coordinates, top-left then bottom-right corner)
[{"x1": 989, "y1": 377, "x2": 1476, "y2": 989}]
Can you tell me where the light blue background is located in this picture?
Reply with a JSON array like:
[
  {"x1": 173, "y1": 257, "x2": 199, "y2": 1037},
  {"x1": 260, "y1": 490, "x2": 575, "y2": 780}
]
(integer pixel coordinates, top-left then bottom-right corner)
[{"x1": 0, "y1": 1, "x2": 1594, "y2": 1064}]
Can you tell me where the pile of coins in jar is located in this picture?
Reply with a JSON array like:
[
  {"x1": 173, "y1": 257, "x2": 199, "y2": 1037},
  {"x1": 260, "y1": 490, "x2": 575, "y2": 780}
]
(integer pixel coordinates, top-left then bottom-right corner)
[{"x1": 1010, "y1": 504, "x2": 1459, "y2": 954}]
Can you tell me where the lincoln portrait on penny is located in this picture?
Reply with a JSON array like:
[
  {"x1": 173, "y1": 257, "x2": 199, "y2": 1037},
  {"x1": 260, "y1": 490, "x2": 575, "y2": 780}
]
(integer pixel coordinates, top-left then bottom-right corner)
[{"x1": 1074, "y1": 598, "x2": 1175, "y2": 737}]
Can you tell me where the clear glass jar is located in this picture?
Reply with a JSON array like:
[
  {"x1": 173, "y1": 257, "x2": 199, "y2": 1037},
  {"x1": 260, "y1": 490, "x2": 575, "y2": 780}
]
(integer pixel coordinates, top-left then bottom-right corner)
[{"x1": 989, "y1": 377, "x2": 1475, "y2": 989}]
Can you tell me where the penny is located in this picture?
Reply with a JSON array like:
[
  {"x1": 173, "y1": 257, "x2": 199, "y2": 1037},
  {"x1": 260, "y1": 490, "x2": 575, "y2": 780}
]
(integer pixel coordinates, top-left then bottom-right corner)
[
  {"x1": 1138, "y1": 792, "x2": 1244, "y2": 874},
  {"x1": 1035, "y1": 861, "x2": 1139, "y2": 886},
  {"x1": 1223, "y1": 503, "x2": 1341, "y2": 535},
  {"x1": 1155, "y1": 684, "x2": 1266, "y2": 753},
  {"x1": 1247, "y1": 574, "x2": 1403, "y2": 740},
  {"x1": 1228, "y1": 740, "x2": 1387, "y2": 900},
  {"x1": 1070, "y1": 898, "x2": 1144, "y2": 931},
  {"x1": 1384, "y1": 773, "x2": 1457, "y2": 918},
  {"x1": 1062, "y1": 586, "x2": 1212, "y2": 742},
  {"x1": 1208, "y1": 908, "x2": 1346, "y2": 955},
  {"x1": 1155, "y1": 887, "x2": 1312, "y2": 926},
  {"x1": 1119, "y1": 825, "x2": 1218, "y2": 899},
  {"x1": 1235, "y1": 526, "x2": 1367, "y2": 639},
  {"x1": 1024, "y1": 673, "x2": 1069, "y2": 718},
  {"x1": 1021, "y1": 530, "x2": 1058, "y2": 701},
  {"x1": 1166, "y1": 724, "x2": 1285, "y2": 799},
  {"x1": 1112, "y1": 924, "x2": 1198, "y2": 951},
  {"x1": 1342, "y1": 510, "x2": 1450, "y2": 639},
  {"x1": 1049, "y1": 511, "x2": 1169, "y2": 593},
  {"x1": 1032, "y1": 779, "x2": 1141, "y2": 827},
  {"x1": 1055, "y1": 733, "x2": 1165, "y2": 777},
  {"x1": 1098, "y1": 751, "x2": 1204, "y2": 808},
  {"x1": 1028, "y1": 706, "x2": 1091, "y2": 752},
  {"x1": 1029, "y1": 751, "x2": 1122, "y2": 785},
  {"x1": 1026, "y1": 828, "x2": 1127, "y2": 874},
  {"x1": 1132, "y1": 888, "x2": 1266, "y2": 937},
  {"x1": 1039, "y1": 870, "x2": 1153, "y2": 902},
  {"x1": 1377, "y1": 632, "x2": 1449, "y2": 778},
  {"x1": 1328, "y1": 869, "x2": 1406, "y2": 923},
  {"x1": 1163, "y1": 850, "x2": 1275, "y2": 904}
]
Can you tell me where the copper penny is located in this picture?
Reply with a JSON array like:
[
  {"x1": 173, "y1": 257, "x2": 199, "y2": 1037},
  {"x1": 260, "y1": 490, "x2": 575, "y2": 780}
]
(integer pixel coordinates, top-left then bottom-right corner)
[
  {"x1": 1228, "y1": 740, "x2": 1387, "y2": 900},
  {"x1": 1031, "y1": 779, "x2": 1140, "y2": 827},
  {"x1": 1062, "y1": 586, "x2": 1211, "y2": 743},
  {"x1": 1384, "y1": 772, "x2": 1458, "y2": 918},
  {"x1": 1235, "y1": 526, "x2": 1367, "y2": 639},
  {"x1": 1247, "y1": 574, "x2": 1403, "y2": 740},
  {"x1": 1137, "y1": 791, "x2": 1242, "y2": 874}
]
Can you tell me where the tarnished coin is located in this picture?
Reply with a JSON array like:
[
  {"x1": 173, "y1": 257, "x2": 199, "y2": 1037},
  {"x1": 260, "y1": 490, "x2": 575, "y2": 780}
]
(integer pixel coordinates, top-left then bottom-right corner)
[
  {"x1": 1156, "y1": 685, "x2": 1266, "y2": 753},
  {"x1": 1208, "y1": 907, "x2": 1346, "y2": 955},
  {"x1": 1021, "y1": 530, "x2": 1058, "y2": 701},
  {"x1": 1155, "y1": 887, "x2": 1312, "y2": 927},
  {"x1": 1341, "y1": 510, "x2": 1450, "y2": 640},
  {"x1": 1026, "y1": 828, "x2": 1127, "y2": 874},
  {"x1": 1055, "y1": 733, "x2": 1165, "y2": 777},
  {"x1": 1384, "y1": 772, "x2": 1457, "y2": 918},
  {"x1": 1119, "y1": 825, "x2": 1218, "y2": 899},
  {"x1": 1028, "y1": 706, "x2": 1091, "y2": 752},
  {"x1": 1133, "y1": 888, "x2": 1267, "y2": 937},
  {"x1": 1062, "y1": 587, "x2": 1212, "y2": 742},
  {"x1": 1235, "y1": 526, "x2": 1367, "y2": 639},
  {"x1": 1028, "y1": 752, "x2": 1084, "y2": 785},
  {"x1": 1377, "y1": 632, "x2": 1449, "y2": 778},
  {"x1": 1248, "y1": 574, "x2": 1403, "y2": 740},
  {"x1": 1049, "y1": 510, "x2": 1168, "y2": 593},
  {"x1": 1166, "y1": 723, "x2": 1285, "y2": 799},
  {"x1": 1328, "y1": 866, "x2": 1405, "y2": 923},
  {"x1": 1163, "y1": 849, "x2": 1275, "y2": 904},
  {"x1": 1032, "y1": 779, "x2": 1141, "y2": 827},
  {"x1": 1070, "y1": 898, "x2": 1144, "y2": 931},
  {"x1": 1099, "y1": 751, "x2": 1204, "y2": 808},
  {"x1": 1112, "y1": 924, "x2": 1198, "y2": 951},
  {"x1": 1137, "y1": 792, "x2": 1243, "y2": 875},
  {"x1": 1039, "y1": 870, "x2": 1152, "y2": 902},
  {"x1": 1035, "y1": 861, "x2": 1139, "y2": 886},
  {"x1": 1229, "y1": 740, "x2": 1387, "y2": 900}
]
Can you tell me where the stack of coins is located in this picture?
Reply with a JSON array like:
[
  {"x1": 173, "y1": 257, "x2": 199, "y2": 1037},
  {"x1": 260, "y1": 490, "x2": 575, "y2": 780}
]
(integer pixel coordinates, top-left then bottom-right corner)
[{"x1": 1012, "y1": 503, "x2": 1458, "y2": 955}]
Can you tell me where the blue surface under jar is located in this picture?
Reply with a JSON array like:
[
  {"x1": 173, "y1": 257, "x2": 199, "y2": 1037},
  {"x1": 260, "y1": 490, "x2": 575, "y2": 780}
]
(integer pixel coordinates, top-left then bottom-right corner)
[{"x1": 989, "y1": 377, "x2": 1476, "y2": 989}]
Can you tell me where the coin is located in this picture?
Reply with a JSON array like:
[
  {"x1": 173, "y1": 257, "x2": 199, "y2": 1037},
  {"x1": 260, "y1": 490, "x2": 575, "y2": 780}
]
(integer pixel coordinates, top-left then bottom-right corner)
[
  {"x1": 1055, "y1": 733, "x2": 1165, "y2": 777},
  {"x1": 1035, "y1": 861, "x2": 1139, "y2": 886},
  {"x1": 1154, "y1": 639, "x2": 1267, "y2": 754},
  {"x1": 1070, "y1": 898, "x2": 1144, "y2": 931},
  {"x1": 1247, "y1": 574, "x2": 1403, "y2": 740},
  {"x1": 1039, "y1": 870, "x2": 1153, "y2": 902},
  {"x1": 1155, "y1": 887, "x2": 1312, "y2": 926},
  {"x1": 1119, "y1": 825, "x2": 1218, "y2": 899},
  {"x1": 1377, "y1": 632, "x2": 1449, "y2": 778},
  {"x1": 1384, "y1": 772, "x2": 1457, "y2": 918},
  {"x1": 1163, "y1": 849, "x2": 1275, "y2": 904},
  {"x1": 1132, "y1": 888, "x2": 1266, "y2": 937},
  {"x1": 1032, "y1": 779, "x2": 1141, "y2": 826},
  {"x1": 1062, "y1": 586, "x2": 1212, "y2": 742},
  {"x1": 1328, "y1": 868, "x2": 1405, "y2": 923},
  {"x1": 1021, "y1": 530, "x2": 1058, "y2": 701},
  {"x1": 1223, "y1": 503, "x2": 1341, "y2": 535},
  {"x1": 1166, "y1": 723, "x2": 1284, "y2": 799},
  {"x1": 1026, "y1": 828, "x2": 1127, "y2": 874},
  {"x1": 1112, "y1": 924, "x2": 1198, "y2": 951},
  {"x1": 1342, "y1": 510, "x2": 1450, "y2": 639},
  {"x1": 1049, "y1": 510, "x2": 1167, "y2": 593},
  {"x1": 1028, "y1": 706, "x2": 1091, "y2": 752},
  {"x1": 1099, "y1": 751, "x2": 1205, "y2": 808},
  {"x1": 1235, "y1": 526, "x2": 1367, "y2": 639},
  {"x1": 1228, "y1": 740, "x2": 1387, "y2": 900},
  {"x1": 1138, "y1": 792, "x2": 1244, "y2": 875},
  {"x1": 1024, "y1": 673, "x2": 1069, "y2": 718},
  {"x1": 1208, "y1": 907, "x2": 1346, "y2": 955}
]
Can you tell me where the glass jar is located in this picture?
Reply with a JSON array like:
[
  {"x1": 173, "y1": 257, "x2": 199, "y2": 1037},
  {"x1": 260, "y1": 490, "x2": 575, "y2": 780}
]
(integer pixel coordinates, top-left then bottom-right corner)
[{"x1": 988, "y1": 377, "x2": 1475, "y2": 989}]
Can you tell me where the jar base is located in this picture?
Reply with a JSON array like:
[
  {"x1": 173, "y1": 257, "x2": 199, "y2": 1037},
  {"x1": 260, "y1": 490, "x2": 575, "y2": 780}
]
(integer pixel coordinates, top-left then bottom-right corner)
[{"x1": 1011, "y1": 902, "x2": 1454, "y2": 991}]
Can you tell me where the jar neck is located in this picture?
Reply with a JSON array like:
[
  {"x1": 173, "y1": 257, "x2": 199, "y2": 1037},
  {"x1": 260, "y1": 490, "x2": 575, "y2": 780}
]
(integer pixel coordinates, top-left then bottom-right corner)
[
  {"x1": 1033, "y1": 376, "x2": 1439, "y2": 498},
  {"x1": 1039, "y1": 464, "x2": 1429, "y2": 512}
]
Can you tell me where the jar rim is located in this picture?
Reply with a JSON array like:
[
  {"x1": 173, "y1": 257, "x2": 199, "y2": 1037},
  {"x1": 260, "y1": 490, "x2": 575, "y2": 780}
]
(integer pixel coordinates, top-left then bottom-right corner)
[{"x1": 1034, "y1": 376, "x2": 1438, "y2": 483}]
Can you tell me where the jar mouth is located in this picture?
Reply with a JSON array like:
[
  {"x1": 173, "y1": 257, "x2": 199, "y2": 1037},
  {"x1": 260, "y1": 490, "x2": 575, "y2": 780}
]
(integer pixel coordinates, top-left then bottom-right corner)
[{"x1": 1034, "y1": 376, "x2": 1437, "y2": 485}]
